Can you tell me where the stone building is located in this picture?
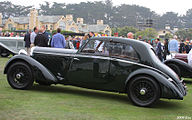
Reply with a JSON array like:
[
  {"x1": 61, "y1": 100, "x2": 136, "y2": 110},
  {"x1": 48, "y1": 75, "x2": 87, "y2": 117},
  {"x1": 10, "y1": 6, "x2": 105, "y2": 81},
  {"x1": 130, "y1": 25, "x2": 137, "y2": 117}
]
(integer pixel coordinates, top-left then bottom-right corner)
[{"x1": 0, "y1": 9, "x2": 112, "y2": 35}]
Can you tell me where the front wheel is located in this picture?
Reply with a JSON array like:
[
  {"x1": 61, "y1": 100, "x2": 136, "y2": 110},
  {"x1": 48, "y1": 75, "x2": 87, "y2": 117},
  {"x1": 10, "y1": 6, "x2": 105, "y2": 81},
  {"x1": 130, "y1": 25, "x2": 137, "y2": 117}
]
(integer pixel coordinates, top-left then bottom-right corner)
[
  {"x1": 7, "y1": 62, "x2": 34, "y2": 89},
  {"x1": 128, "y1": 76, "x2": 160, "y2": 107}
]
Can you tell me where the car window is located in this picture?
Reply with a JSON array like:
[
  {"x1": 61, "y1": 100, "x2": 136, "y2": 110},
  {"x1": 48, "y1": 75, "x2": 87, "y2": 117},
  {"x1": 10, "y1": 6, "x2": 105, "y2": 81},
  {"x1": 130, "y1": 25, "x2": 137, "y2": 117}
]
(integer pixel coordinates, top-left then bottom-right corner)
[
  {"x1": 106, "y1": 42, "x2": 139, "y2": 61},
  {"x1": 80, "y1": 39, "x2": 110, "y2": 56}
]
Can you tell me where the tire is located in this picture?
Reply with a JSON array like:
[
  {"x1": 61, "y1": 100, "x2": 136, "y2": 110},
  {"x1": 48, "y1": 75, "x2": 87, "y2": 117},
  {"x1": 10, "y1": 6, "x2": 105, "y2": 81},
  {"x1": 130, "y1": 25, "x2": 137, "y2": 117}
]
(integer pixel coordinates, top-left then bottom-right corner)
[
  {"x1": 7, "y1": 62, "x2": 34, "y2": 90},
  {"x1": 128, "y1": 76, "x2": 160, "y2": 107},
  {"x1": 1, "y1": 52, "x2": 10, "y2": 57},
  {"x1": 167, "y1": 63, "x2": 181, "y2": 78}
]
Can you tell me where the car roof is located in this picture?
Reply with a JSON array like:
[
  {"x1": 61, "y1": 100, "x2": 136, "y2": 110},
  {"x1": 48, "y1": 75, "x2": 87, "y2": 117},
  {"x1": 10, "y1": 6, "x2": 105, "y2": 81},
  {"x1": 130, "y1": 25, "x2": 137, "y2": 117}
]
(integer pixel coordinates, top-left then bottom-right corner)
[{"x1": 89, "y1": 36, "x2": 152, "y2": 49}]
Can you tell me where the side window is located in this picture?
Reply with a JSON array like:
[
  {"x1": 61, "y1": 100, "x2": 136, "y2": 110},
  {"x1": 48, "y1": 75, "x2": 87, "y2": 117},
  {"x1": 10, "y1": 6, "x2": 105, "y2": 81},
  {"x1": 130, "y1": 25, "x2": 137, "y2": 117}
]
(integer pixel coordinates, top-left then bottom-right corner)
[
  {"x1": 107, "y1": 42, "x2": 139, "y2": 61},
  {"x1": 81, "y1": 39, "x2": 110, "y2": 56}
]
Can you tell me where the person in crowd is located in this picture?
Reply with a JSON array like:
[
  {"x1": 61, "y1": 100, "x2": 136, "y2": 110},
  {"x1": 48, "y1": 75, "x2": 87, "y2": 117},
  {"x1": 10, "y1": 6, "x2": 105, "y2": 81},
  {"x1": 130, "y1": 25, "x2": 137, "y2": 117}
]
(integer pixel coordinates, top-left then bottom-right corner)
[
  {"x1": 80, "y1": 34, "x2": 89, "y2": 47},
  {"x1": 65, "y1": 36, "x2": 74, "y2": 49},
  {"x1": 188, "y1": 49, "x2": 192, "y2": 66},
  {"x1": 89, "y1": 32, "x2": 95, "y2": 38},
  {"x1": 51, "y1": 28, "x2": 66, "y2": 48},
  {"x1": 34, "y1": 28, "x2": 48, "y2": 47},
  {"x1": 168, "y1": 35, "x2": 179, "y2": 53},
  {"x1": 30, "y1": 27, "x2": 38, "y2": 48},
  {"x1": 155, "y1": 38, "x2": 163, "y2": 61},
  {"x1": 184, "y1": 39, "x2": 191, "y2": 54},
  {"x1": 49, "y1": 32, "x2": 56, "y2": 47},
  {"x1": 163, "y1": 39, "x2": 170, "y2": 60},
  {"x1": 179, "y1": 39, "x2": 185, "y2": 53},
  {"x1": 15, "y1": 33, "x2": 20, "y2": 37},
  {"x1": 24, "y1": 30, "x2": 32, "y2": 55},
  {"x1": 127, "y1": 32, "x2": 134, "y2": 39},
  {"x1": 41, "y1": 25, "x2": 49, "y2": 40},
  {"x1": 114, "y1": 33, "x2": 118, "y2": 37}
]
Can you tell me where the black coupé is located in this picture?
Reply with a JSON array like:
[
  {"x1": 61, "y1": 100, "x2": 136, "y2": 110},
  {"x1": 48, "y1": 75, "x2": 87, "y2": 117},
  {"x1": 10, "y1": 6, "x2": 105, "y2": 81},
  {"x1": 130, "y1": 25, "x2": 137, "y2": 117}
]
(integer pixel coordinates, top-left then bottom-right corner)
[{"x1": 4, "y1": 37, "x2": 187, "y2": 107}]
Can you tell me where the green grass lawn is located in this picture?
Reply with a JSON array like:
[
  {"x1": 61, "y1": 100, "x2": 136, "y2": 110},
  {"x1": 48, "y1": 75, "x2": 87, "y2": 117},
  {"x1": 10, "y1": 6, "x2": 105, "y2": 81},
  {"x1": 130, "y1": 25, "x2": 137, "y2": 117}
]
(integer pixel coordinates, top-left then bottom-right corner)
[{"x1": 0, "y1": 57, "x2": 192, "y2": 120}]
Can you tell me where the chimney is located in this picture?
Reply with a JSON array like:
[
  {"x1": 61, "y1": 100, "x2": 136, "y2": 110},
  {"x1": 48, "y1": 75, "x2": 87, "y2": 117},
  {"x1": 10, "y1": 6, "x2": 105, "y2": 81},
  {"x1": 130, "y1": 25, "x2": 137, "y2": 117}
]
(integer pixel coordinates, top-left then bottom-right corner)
[
  {"x1": 173, "y1": 26, "x2": 178, "y2": 31},
  {"x1": 0, "y1": 13, "x2": 2, "y2": 25},
  {"x1": 77, "y1": 18, "x2": 84, "y2": 24},
  {"x1": 97, "y1": 20, "x2": 103, "y2": 25},
  {"x1": 29, "y1": 9, "x2": 38, "y2": 30},
  {"x1": 66, "y1": 14, "x2": 73, "y2": 21}
]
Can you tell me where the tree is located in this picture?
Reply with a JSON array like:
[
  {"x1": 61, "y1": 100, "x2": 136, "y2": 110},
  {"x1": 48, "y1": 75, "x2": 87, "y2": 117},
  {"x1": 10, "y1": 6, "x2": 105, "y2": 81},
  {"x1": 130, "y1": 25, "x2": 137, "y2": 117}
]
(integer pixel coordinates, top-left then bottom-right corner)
[
  {"x1": 112, "y1": 26, "x2": 138, "y2": 37},
  {"x1": 136, "y1": 28, "x2": 158, "y2": 39}
]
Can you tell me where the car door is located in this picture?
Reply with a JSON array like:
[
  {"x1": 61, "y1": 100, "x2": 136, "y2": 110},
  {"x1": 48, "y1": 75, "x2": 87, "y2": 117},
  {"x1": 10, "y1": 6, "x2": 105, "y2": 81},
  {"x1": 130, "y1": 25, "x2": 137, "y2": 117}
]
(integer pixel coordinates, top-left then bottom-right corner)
[
  {"x1": 107, "y1": 42, "x2": 140, "y2": 91},
  {"x1": 67, "y1": 39, "x2": 111, "y2": 88}
]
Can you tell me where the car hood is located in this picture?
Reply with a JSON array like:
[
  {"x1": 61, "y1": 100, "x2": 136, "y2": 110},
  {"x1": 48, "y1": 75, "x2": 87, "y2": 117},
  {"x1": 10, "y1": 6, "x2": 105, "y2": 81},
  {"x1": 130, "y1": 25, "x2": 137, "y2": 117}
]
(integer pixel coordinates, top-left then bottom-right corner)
[{"x1": 31, "y1": 47, "x2": 78, "y2": 55}]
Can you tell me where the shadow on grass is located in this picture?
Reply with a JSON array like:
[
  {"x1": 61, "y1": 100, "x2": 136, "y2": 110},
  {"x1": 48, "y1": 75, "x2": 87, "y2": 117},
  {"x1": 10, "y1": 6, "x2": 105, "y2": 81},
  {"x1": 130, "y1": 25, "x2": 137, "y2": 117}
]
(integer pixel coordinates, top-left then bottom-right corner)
[
  {"x1": 29, "y1": 84, "x2": 183, "y2": 109},
  {"x1": 31, "y1": 84, "x2": 131, "y2": 104}
]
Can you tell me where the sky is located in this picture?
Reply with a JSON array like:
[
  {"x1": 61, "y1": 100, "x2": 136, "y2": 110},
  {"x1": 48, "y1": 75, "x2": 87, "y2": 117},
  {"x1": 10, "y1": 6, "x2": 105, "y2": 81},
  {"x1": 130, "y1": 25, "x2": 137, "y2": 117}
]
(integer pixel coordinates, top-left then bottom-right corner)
[{"x1": 1, "y1": 0, "x2": 192, "y2": 15}]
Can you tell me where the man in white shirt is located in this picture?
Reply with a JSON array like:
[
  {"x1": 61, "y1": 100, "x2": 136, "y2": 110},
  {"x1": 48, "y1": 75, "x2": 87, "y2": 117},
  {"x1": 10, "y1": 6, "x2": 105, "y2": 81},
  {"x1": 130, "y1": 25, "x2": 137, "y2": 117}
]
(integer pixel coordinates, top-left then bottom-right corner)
[{"x1": 30, "y1": 27, "x2": 38, "y2": 48}]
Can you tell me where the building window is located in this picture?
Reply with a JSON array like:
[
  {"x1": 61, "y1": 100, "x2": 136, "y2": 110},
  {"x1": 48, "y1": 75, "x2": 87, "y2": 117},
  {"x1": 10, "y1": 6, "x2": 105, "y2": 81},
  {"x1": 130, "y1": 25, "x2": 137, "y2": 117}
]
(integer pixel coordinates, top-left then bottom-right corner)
[
  {"x1": 70, "y1": 27, "x2": 76, "y2": 32},
  {"x1": 59, "y1": 21, "x2": 66, "y2": 30},
  {"x1": 8, "y1": 24, "x2": 13, "y2": 30}
]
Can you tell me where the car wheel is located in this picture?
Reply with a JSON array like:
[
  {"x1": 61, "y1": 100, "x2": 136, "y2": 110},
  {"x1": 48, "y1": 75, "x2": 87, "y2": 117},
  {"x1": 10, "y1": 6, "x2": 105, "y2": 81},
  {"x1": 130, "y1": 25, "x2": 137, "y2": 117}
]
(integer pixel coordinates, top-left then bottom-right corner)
[
  {"x1": 7, "y1": 62, "x2": 34, "y2": 90},
  {"x1": 167, "y1": 63, "x2": 181, "y2": 78},
  {"x1": 1, "y1": 52, "x2": 10, "y2": 57},
  {"x1": 128, "y1": 76, "x2": 160, "y2": 107}
]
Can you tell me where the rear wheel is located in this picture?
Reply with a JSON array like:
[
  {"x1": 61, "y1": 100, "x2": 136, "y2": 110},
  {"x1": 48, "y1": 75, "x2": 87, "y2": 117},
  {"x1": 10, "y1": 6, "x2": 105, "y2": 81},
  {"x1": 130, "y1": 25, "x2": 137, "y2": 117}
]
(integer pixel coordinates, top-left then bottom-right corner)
[
  {"x1": 167, "y1": 63, "x2": 181, "y2": 78},
  {"x1": 128, "y1": 76, "x2": 160, "y2": 107},
  {"x1": 7, "y1": 62, "x2": 34, "y2": 89}
]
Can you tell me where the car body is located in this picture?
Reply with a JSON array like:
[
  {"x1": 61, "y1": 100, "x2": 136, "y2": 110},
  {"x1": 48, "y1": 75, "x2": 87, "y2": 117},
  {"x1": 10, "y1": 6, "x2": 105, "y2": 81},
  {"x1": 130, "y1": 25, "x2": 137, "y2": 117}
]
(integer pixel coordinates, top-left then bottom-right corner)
[
  {"x1": 4, "y1": 37, "x2": 187, "y2": 107},
  {"x1": 175, "y1": 53, "x2": 188, "y2": 63},
  {"x1": 0, "y1": 37, "x2": 25, "y2": 57},
  {"x1": 164, "y1": 53, "x2": 192, "y2": 78}
]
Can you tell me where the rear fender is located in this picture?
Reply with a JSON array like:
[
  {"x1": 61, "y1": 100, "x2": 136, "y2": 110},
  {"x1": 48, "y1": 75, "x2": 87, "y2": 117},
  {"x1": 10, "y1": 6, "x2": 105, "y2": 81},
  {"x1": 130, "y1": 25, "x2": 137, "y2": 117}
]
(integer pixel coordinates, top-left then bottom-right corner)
[
  {"x1": 4, "y1": 55, "x2": 57, "y2": 83},
  {"x1": 125, "y1": 68, "x2": 184, "y2": 99}
]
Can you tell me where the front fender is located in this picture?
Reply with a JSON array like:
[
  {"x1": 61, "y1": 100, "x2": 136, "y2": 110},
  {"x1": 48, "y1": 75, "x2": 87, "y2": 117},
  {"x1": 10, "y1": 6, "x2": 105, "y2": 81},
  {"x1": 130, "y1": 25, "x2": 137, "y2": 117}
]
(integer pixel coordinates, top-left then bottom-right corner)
[
  {"x1": 4, "y1": 55, "x2": 57, "y2": 83},
  {"x1": 125, "y1": 68, "x2": 184, "y2": 99},
  {"x1": 0, "y1": 42, "x2": 17, "y2": 55}
]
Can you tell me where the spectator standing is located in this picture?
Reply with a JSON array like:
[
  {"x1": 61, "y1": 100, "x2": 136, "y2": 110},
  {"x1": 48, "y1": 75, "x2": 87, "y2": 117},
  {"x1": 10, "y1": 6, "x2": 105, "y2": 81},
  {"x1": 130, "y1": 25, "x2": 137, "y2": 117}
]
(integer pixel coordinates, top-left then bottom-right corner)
[
  {"x1": 188, "y1": 49, "x2": 192, "y2": 66},
  {"x1": 24, "y1": 30, "x2": 32, "y2": 55},
  {"x1": 30, "y1": 27, "x2": 38, "y2": 48},
  {"x1": 163, "y1": 39, "x2": 170, "y2": 60},
  {"x1": 155, "y1": 38, "x2": 163, "y2": 61},
  {"x1": 179, "y1": 39, "x2": 185, "y2": 53},
  {"x1": 51, "y1": 28, "x2": 66, "y2": 48},
  {"x1": 185, "y1": 39, "x2": 191, "y2": 54},
  {"x1": 41, "y1": 25, "x2": 49, "y2": 40},
  {"x1": 34, "y1": 28, "x2": 48, "y2": 47},
  {"x1": 168, "y1": 35, "x2": 179, "y2": 53},
  {"x1": 127, "y1": 32, "x2": 134, "y2": 39}
]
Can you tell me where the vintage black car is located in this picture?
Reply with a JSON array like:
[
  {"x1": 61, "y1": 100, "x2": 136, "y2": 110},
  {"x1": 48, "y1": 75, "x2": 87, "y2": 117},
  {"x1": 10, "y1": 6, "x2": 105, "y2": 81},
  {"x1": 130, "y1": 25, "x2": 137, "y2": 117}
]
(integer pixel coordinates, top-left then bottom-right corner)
[{"x1": 4, "y1": 37, "x2": 187, "y2": 107}]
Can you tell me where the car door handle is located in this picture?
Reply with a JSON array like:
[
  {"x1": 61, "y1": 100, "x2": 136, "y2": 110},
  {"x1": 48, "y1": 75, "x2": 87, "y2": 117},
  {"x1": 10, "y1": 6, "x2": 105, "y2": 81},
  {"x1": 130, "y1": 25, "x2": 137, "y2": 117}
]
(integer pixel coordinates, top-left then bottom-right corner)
[{"x1": 74, "y1": 58, "x2": 80, "y2": 61}]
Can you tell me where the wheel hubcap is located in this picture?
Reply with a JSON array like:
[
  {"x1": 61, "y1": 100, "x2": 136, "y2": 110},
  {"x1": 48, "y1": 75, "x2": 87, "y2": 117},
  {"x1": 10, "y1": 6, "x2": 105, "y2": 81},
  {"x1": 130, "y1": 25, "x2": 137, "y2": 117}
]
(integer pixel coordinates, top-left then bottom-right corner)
[
  {"x1": 140, "y1": 88, "x2": 147, "y2": 95},
  {"x1": 16, "y1": 73, "x2": 22, "y2": 80}
]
